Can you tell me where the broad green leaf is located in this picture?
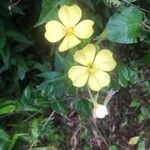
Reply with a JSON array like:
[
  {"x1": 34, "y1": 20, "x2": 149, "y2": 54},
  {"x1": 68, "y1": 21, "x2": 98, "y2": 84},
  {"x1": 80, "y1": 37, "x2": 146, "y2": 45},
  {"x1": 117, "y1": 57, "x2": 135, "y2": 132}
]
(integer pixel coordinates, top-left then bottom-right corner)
[
  {"x1": 103, "y1": 6, "x2": 146, "y2": 43},
  {"x1": 54, "y1": 51, "x2": 71, "y2": 71},
  {"x1": 74, "y1": 99, "x2": 92, "y2": 117},
  {"x1": 0, "y1": 105, "x2": 16, "y2": 115},
  {"x1": 35, "y1": 0, "x2": 73, "y2": 26}
]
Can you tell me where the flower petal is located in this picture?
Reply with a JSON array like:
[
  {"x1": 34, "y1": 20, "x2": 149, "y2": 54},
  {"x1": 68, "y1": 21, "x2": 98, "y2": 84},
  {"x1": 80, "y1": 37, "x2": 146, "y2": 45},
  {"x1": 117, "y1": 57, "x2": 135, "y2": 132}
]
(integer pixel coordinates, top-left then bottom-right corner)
[
  {"x1": 58, "y1": 5, "x2": 82, "y2": 27},
  {"x1": 88, "y1": 70, "x2": 110, "y2": 91},
  {"x1": 45, "y1": 21, "x2": 65, "y2": 43},
  {"x1": 74, "y1": 20, "x2": 94, "y2": 39},
  {"x1": 68, "y1": 66, "x2": 88, "y2": 87},
  {"x1": 73, "y1": 44, "x2": 96, "y2": 65},
  {"x1": 59, "y1": 35, "x2": 81, "y2": 52},
  {"x1": 94, "y1": 49, "x2": 116, "y2": 71}
]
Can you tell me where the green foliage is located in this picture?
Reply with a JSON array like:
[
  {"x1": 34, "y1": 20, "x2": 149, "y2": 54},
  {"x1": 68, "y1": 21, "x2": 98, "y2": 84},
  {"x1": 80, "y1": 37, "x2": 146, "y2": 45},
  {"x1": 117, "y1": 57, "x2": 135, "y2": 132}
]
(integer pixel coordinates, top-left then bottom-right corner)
[
  {"x1": 117, "y1": 63, "x2": 138, "y2": 87},
  {"x1": 74, "y1": 99, "x2": 93, "y2": 117},
  {"x1": 35, "y1": 0, "x2": 73, "y2": 26},
  {"x1": 102, "y1": 6, "x2": 146, "y2": 43},
  {"x1": 0, "y1": 0, "x2": 150, "y2": 149}
]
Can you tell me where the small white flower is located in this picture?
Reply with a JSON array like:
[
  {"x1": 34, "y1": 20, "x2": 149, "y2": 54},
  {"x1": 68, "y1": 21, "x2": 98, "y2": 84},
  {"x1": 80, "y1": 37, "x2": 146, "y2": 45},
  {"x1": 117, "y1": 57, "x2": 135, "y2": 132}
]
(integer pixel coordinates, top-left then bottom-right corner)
[{"x1": 93, "y1": 104, "x2": 108, "y2": 119}]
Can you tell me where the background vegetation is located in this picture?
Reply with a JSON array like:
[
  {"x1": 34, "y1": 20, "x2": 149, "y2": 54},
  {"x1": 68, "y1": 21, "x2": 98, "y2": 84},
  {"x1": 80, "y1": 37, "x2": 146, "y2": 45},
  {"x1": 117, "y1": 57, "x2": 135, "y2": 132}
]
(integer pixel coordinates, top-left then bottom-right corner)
[{"x1": 0, "y1": 0, "x2": 150, "y2": 149}]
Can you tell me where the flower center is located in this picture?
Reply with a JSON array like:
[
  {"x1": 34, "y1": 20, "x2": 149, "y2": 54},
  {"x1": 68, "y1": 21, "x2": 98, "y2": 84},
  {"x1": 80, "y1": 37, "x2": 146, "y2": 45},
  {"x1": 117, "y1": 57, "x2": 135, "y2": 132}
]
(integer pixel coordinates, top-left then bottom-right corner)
[
  {"x1": 65, "y1": 27, "x2": 74, "y2": 36},
  {"x1": 88, "y1": 63, "x2": 97, "y2": 74}
]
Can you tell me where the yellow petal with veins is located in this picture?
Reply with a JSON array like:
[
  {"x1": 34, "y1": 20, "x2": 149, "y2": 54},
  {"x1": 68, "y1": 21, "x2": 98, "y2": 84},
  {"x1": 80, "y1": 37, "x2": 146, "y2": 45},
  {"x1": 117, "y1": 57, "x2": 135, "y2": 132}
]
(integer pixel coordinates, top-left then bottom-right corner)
[
  {"x1": 59, "y1": 35, "x2": 81, "y2": 52},
  {"x1": 45, "y1": 21, "x2": 65, "y2": 43},
  {"x1": 74, "y1": 20, "x2": 94, "y2": 39},
  {"x1": 58, "y1": 5, "x2": 82, "y2": 27},
  {"x1": 88, "y1": 70, "x2": 110, "y2": 91},
  {"x1": 68, "y1": 66, "x2": 89, "y2": 87},
  {"x1": 94, "y1": 49, "x2": 116, "y2": 71},
  {"x1": 73, "y1": 44, "x2": 96, "y2": 66}
]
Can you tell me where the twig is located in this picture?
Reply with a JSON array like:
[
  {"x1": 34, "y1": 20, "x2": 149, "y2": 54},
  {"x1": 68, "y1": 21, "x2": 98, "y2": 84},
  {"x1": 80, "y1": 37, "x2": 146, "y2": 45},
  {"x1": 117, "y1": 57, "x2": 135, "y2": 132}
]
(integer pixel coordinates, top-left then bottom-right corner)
[
  {"x1": 91, "y1": 117, "x2": 108, "y2": 147},
  {"x1": 41, "y1": 111, "x2": 55, "y2": 131},
  {"x1": 9, "y1": 0, "x2": 22, "y2": 8},
  {"x1": 28, "y1": 141, "x2": 36, "y2": 150},
  {"x1": 23, "y1": 108, "x2": 43, "y2": 123},
  {"x1": 71, "y1": 124, "x2": 82, "y2": 150},
  {"x1": 142, "y1": 21, "x2": 150, "y2": 30},
  {"x1": 28, "y1": 111, "x2": 55, "y2": 150}
]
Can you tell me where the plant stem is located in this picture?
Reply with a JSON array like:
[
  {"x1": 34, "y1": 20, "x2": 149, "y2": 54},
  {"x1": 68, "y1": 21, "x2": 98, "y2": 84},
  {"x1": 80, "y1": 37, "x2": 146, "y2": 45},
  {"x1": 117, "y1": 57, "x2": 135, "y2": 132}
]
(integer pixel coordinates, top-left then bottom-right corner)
[{"x1": 87, "y1": 87, "x2": 94, "y2": 101}]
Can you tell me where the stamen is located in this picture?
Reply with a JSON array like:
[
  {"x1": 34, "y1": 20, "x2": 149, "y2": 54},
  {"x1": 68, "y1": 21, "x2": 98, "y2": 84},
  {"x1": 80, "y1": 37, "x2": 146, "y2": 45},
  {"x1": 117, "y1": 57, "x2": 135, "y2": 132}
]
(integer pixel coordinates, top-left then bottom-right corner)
[
  {"x1": 88, "y1": 63, "x2": 97, "y2": 74},
  {"x1": 64, "y1": 27, "x2": 74, "y2": 36}
]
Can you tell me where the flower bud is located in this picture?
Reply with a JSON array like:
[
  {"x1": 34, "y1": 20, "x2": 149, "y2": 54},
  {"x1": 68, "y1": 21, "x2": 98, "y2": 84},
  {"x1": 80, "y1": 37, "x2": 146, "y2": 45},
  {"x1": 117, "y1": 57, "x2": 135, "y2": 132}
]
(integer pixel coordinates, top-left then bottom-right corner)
[{"x1": 93, "y1": 104, "x2": 108, "y2": 118}]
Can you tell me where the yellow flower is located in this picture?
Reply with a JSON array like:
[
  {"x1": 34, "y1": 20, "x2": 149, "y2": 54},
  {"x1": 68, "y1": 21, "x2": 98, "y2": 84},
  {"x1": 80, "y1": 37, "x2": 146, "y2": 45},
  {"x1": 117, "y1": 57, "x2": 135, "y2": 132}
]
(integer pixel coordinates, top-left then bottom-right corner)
[
  {"x1": 68, "y1": 44, "x2": 116, "y2": 91},
  {"x1": 45, "y1": 5, "x2": 94, "y2": 52}
]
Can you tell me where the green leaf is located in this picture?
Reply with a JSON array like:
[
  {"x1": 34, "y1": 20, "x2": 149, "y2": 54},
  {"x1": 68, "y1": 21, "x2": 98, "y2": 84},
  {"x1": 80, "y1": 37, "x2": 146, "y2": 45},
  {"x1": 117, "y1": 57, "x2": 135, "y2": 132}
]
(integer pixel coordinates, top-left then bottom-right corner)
[
  {"x1": 31, "y1": 148, "x2": 49, "y2": 150},
  {"x1": 31, "y1": 119, "x2": 40, "y2": 141},
  {"x1": 0, "y1": 105, "x2": 16, "y2": 115},
  {"x1": 35, "y1": 0, "x2": 73, "y2": 26},
  {"x1": 138, "y1": 114, "x2": 145, "y2": 123},
  {"x1": 0, "y1": 129, "x2": 10, "y2": 141},
  {"x1": 74, "y1": 99, "x2": 92, "y2": 117},
  {"x1": 103, "y1": 6, "x2": 146, "y2": 43},
  {"x1": 8, "y1": 133, "x2": 27, "y2": 150},
  {"x1": 109, "y1": 145, "x2": 118, "y2": 150},
  {"x1": 130, "y1": 99, "x2": 141, "y2": 108},
  {"x1": 138, "y1": 141, "x2": 145, "y2": 150},
  {"x1": 23, "y1": 86, "x2": 31, "y2": 100},
  {"x1": 11, "y1": 6, "x2": 25, "y2": 15},
  {"x1": 6, "y1": 30, "x2": 32, "y2": 45},
  {"x1": 50, "y1": 101, "x2": 68, "y2": 113},
  {"x1": 0, "y1": 48, "x2": 10, "y2": 73},
  {"x1": 37, "y1": 71, "x2": 60, "y2": 79},
  {"x1": 117, "y1": 64, "x2": 129, "y2": 87},
  {"x1": 138, "y1": 53, "x2": 150, "y2": 65},
  {"x1": 117, "y1": 64, "x2": 138, "y2": 87},
  {"x1": 17, "y1": 64, "x2": 28, "y2": 80},
  {"x1": 0, "y1": 19, "x2": 6, "y2": 50}
]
